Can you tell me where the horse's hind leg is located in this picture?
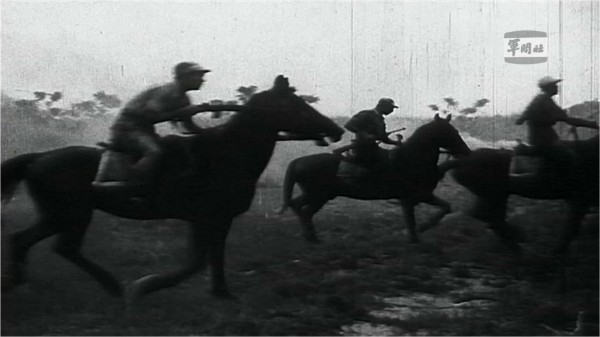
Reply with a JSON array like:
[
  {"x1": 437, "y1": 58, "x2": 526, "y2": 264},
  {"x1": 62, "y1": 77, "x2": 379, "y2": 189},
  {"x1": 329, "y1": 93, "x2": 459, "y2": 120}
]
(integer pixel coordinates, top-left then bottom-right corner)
[
  {"x1": 554, "y1": 202, "x2": 586, "y2": 255},
  {"x1": 289, "y1": 192, "x2": 317, "y2": 242},
  {"x1": 53, "y1": 216, "x2": 123, "y2": 297},
  {"x1": 292, "y1": 193, "x2": 328, "y2": 243},
  {"x1": 4, "y1": 219, "x2": 58, "y2": 290},
  {"x1": 126, "y1": 220, "x2": 213, "y2": 304},
  {"x1": 302, "y1": 198, "x2": 330, "y2": 243}
]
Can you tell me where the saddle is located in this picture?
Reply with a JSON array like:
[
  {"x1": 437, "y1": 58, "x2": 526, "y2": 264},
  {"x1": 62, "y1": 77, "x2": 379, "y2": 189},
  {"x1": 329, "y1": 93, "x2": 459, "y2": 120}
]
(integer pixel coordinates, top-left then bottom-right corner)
[
  {"x1": 510, "y1": 142, "x2": 576, "y2": 185},
  {"x1": 93, "y1": 141, "x2": 208, "y2": 196},
  {"x1": 336, "y1": 151, "x2": 390, "y2": 182},
  {"x1": 510, "y1": 143, "x2": 542, "y2": 175},
  {"x1": 93, "y1": 142, "x2": 137, "y2": 187}
]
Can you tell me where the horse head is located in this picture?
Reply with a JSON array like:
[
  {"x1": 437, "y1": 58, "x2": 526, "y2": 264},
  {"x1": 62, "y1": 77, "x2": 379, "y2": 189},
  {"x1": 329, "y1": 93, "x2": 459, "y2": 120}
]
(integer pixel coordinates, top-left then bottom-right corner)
[
  {"x1": 410, "y1": 113, "x2": 471, "y2": 158},
  {"x1": 243, "y1": 75, "x2": 344, "y2": 145}
]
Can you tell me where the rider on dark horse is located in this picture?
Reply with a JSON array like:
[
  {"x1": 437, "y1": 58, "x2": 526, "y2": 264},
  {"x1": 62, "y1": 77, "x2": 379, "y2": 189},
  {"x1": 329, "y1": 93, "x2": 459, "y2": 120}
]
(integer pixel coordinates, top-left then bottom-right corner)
[
  {"x1": 337, "y1": 98, "x2": 403, "y2": 172},
  {"x1": 515, "y1": 76, "x2": 598, "y2": 181},
  {"x1": 93, "y1": 62, "x2": 214, "y2": 194}
]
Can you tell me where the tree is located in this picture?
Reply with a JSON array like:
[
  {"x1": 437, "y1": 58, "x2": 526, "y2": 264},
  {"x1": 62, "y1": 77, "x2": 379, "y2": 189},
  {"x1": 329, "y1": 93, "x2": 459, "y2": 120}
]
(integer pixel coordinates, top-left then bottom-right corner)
[
  {"x1": 50, "y1": 91, "x2": 63, "y2": 102},
  {"x1": 14, "y1": 99, "x2": 39, "y2": 111},
  {"x1": 34, "y1": 91, "x2": 47, "y2": 101},
  {"x1": 429, "y1": 97, "x2": 489, "y2": 118},
  {"x1": 71, "y1": 100, "x2": 98, "y2": 117},
  {"x1": 93, "y1": 91, "x2": 122, "y2": 114},
  {"x1": 93, "y1": 91, "x2": 122, "y2": 109},
  {"x1": 443, "y1": 97, "x2": 459, "y2": 109},
  {"x1": 473, "y1": 98, "x2": 490, "y2": 108}
]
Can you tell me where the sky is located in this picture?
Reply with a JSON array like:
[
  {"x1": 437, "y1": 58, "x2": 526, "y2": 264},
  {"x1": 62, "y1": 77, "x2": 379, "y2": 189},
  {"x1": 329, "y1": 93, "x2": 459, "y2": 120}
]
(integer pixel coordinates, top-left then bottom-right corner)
[{"x1": 1, "y1": 0, "x2": 599, "y2": 119}]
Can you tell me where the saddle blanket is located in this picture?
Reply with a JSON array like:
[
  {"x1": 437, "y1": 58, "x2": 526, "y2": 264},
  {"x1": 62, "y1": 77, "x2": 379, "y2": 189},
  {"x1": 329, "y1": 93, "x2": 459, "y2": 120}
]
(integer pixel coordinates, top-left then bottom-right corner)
[{"x1": 93, "y1": 150, "x2": 135, "y2": 184}]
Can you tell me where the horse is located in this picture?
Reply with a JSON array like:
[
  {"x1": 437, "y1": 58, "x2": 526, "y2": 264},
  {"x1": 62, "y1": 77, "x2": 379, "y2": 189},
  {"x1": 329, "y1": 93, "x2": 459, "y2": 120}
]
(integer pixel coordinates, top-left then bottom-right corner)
[
  {"x1": 439, "y1": 134, "x2": 599, "y2": 253},
  {"x1": 277, "y1": 114, "x2": 471, "y2": 243},
  {"x1": 0, "y1": 75, "x2": 344, "y2": 300}
]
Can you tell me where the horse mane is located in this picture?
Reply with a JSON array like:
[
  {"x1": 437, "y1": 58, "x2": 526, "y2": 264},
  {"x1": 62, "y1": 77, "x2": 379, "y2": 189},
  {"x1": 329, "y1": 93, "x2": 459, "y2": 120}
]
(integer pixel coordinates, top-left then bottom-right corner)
[{"x1": 389, "y1": 119, "x2": 447, "y2": 169}]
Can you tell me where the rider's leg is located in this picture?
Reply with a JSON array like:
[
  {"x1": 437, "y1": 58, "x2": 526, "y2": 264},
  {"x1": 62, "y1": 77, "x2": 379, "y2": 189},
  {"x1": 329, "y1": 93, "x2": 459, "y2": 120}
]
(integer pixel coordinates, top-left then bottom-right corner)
[
  {"x1": 129, "y1": 131, "x2": 162, "y2": 188},
  {"x1": 538, "y1": 143, "x2": 575, "y2": 179}
]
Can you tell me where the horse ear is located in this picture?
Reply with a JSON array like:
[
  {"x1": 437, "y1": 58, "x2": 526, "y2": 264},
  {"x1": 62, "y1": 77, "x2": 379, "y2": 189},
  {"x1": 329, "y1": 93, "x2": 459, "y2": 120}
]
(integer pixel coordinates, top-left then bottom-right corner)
[
  {"x1": 434, "y1": 113, "x2": 440, "y2": 121},
  {"x1": 274, "y1": 75, "x2": 290, "y2": 90},
  {"x1": 446, "y1": 114, "x2": 452, "y2": 122}
]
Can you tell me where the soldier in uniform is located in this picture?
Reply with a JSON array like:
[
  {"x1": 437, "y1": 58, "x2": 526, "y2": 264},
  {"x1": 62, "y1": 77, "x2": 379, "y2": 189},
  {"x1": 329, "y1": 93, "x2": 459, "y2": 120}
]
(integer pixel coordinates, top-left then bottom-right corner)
[
  {"x1": 341, "y1": 98, "x2": 402, "y2": 166},
  {"x1": 515, "y1": 76, "x2": 598, "y2": 178},
  {"x1": 93, "y1": 62, "x2": 213, "y2": 192}
]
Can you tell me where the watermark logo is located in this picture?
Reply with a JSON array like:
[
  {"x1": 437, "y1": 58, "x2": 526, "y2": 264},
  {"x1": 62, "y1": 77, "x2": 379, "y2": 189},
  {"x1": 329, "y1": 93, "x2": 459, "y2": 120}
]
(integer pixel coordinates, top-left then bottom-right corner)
[{"x1": 504, "y1": 30, "x2": 547, "y2": 64}]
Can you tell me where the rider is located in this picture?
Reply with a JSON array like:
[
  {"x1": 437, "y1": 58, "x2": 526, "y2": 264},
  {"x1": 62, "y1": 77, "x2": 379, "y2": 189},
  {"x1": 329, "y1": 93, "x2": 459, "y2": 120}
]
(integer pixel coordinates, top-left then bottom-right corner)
[
  {"x1": 515, "y1": 76, "x2": 598, "y2": 178},
  {"x1": 93, "y1": 61, "x2": 213, "y2": 193},
  {"x1": 341, "y1": 98, "x2": 402, "y2": 166}
]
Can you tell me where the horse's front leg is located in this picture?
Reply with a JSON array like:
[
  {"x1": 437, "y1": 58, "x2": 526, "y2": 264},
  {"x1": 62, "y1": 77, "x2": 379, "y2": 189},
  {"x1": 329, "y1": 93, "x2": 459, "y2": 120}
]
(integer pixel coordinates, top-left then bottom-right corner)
[
  {"x1": 207, "y1": 217, "x2": 235, "y2": 299},
  {"x1": 126, "y1": 221, "x2": 209, "y2": 305},
  {"x1": 400, "y1": 200, "x2": 420, "y2": 243},
  {"x1": 418, "y1": 194, "x2": 452, "y2": 233}
]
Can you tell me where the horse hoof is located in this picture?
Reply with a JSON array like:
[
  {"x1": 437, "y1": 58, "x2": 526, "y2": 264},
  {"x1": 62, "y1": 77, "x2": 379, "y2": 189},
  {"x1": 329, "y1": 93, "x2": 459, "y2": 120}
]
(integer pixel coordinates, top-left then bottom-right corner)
[{"x1": 210, "y1": 288, "x2": 238, "y2": 300}]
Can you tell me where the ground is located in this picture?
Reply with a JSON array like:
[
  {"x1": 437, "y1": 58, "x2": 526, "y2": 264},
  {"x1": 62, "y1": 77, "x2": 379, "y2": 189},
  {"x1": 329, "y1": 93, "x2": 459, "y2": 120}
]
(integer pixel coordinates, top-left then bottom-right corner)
[{"x1": 1, "y1": 179, "x2": 598, "y2": 336}]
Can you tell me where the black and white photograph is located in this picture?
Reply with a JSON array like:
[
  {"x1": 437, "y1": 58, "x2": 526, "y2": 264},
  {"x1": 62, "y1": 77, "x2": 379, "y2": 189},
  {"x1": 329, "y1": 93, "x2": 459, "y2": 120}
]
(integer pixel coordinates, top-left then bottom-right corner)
[{"x1": 1, "y1": 0, "x2": 598, "y2": 335}]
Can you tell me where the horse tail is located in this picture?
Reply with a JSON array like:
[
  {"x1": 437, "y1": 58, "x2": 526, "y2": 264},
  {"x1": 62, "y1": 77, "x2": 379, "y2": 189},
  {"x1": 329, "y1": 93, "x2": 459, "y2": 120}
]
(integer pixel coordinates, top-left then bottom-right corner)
[
  {"x1": 277, "y1": 158, "x2": 299, "y2": 215},
  {"x1": 1, "y1": 153, "x2": 42, "y2": 204}
]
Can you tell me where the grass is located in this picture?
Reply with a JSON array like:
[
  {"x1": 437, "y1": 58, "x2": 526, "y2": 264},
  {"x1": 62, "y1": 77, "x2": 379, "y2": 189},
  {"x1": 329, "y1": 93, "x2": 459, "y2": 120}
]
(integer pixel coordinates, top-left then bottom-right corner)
[{"x1": 1, "y1": 182, "x2": 598, "y2": 336}]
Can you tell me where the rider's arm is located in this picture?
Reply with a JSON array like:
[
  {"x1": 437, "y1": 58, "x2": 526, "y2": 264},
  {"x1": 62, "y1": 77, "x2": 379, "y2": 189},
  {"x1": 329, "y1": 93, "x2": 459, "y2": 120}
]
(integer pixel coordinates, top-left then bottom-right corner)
[
  {"x1": 516, "y1": 94, "x2": 549, "y2": 125},
  {"x1": 159, "y1": 104, "x2": 211, "y2": 123},
  {"x1": 551, "y1": 101, "x2": 599, "y2": 129},
  {"x1": 515, "y1": 114, "x2": 527, "y2": 125},
  {"x1": 560, "y1": 115, "x2": 599, "y2": 129},
  {"x1": 374, "y1": 118, "x2": 400, "y2": 145},
  {"x1": 515, "y1": 100, "x2": 537, "y2": 125}
]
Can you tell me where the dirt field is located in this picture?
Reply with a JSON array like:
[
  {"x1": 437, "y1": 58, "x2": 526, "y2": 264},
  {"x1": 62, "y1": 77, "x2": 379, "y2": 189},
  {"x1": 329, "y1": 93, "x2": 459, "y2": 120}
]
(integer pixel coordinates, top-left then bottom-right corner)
[{"x1": 1, "y1": 180, "x2": 598, "y2": 336}]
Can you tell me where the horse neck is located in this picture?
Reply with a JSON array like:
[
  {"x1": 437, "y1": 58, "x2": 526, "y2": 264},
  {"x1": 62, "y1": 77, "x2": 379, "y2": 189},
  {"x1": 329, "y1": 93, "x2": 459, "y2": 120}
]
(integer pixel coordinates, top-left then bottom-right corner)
[
  {"x1": 211, "y1": 113, "x2": 279, "y2": 179},
  {"x1": 394, "y1": 130, "x2": 441, "y2": 167}
]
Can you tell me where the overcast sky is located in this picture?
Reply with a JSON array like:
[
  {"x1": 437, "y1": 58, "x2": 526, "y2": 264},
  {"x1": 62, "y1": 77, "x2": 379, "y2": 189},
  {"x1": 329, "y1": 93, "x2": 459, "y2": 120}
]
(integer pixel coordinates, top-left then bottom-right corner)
[{"x1": 2, "y1": 0, "x2": 599, "y2": 118}]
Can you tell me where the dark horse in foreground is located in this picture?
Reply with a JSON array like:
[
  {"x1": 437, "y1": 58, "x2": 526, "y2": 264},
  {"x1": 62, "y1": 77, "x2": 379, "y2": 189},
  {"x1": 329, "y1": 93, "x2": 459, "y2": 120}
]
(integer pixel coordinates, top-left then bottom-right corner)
[
  {"x1": 439, "y1": 134, "x2": 599, "y2": 253},
  {"x1": 278, "y1": 114, "x2": 471, "y2": 243},
  {"x1": 1, "y1": 76, "x2": 344, "y2": 300}
]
